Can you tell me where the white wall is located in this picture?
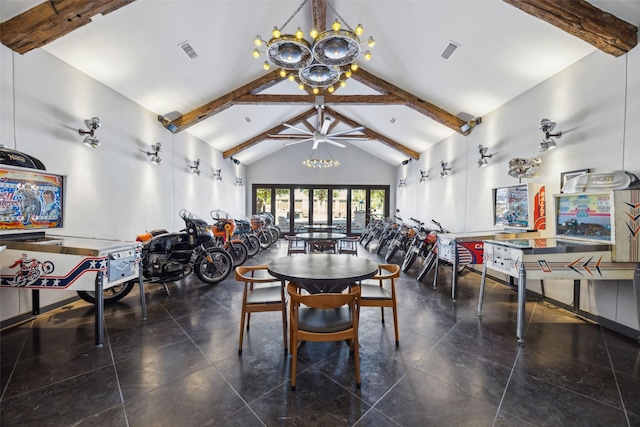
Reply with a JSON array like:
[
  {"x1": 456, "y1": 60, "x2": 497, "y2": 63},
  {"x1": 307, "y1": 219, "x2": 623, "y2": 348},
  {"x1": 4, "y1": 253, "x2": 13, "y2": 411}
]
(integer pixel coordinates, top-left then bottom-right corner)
[
  {"x1": 0, "y1": 47, "x2": 245, "y2": 321},
  {"x1": 396, "y1": 47, "x2": 640, "y2": 331},
  {"x1": 248, "y1": 139, "x2": 397, "y2": 212}
]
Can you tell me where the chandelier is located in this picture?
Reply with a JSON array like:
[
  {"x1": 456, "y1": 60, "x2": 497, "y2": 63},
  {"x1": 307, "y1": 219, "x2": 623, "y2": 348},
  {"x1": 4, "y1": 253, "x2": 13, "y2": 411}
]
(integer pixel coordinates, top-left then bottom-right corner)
[
  {"x1": 252, "y1": 0, "x2": 375, "y2": 94},
  {"x1": 303, "y1": 146, "x2": 340, "y2": 168}
]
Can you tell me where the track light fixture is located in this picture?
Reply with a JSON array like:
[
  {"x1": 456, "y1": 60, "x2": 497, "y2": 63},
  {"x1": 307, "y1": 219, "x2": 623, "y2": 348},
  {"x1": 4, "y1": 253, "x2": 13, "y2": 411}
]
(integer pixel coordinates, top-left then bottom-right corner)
[
  {"x1": 146, "y1": 142, "x2": 162, "y2": 165},
  {"x1": 401, "y1": 159, "x2": 412, "y2": 166},
  {"x1": 190, "y1": 159, "x2": 201, "y2": 176},
  {"x1": 477, "y1": 144, "x2": 493, "y2": 167},
  {"x1": 231, "y1": 157, "x2": 240, "y2": 165},
  {"x1": 78, "y1": 117, "x2": 101, "y2": 148},
  {"x1": 398, "y1": 178, "x2": 407, "y2": 188},
  {"x1": 213, "y1": 168, "x2": 222, "y2": 181},
  {"x1": 539, "y1": 118, "x2": 562, "y2": 152},
  {"x1": 440, "y1": 161, "x2": 452, "y2": 178},
  {"x1": 236, "y1": 177, "x2": 244, "y2": 187},
  {"x1": 419, "y1": 170, "x2": 429, "y2": 183}
]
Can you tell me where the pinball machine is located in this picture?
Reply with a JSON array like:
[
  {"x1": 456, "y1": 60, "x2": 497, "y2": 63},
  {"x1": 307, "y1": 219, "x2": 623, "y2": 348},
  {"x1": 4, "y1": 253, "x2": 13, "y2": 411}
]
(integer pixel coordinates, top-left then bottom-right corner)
[
  {"x1": 0, "y1": 158, "x2": 144, "y2": 347},
  {"x1": 478, "y1": 187, "x2": 640, "y2": 343}
]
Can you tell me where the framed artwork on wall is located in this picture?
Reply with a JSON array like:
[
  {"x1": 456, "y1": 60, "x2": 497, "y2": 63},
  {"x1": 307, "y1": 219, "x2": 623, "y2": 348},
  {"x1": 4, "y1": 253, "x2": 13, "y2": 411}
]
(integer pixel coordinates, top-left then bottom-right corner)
[{"x1": 560, "y1": 169, "x2": 590, "y2": 193}]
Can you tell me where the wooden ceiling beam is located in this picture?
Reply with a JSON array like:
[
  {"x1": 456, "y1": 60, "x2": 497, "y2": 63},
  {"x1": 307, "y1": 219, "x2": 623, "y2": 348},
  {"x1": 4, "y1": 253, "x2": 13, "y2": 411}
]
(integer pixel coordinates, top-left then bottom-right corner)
[
  {"x1": 233, "y1": 94, "x2": 405, "y2": 105},
  {"x1": 311, "y1": 0, "x2": 327, "y2": 32},
  {"x1": 1, "y1": 0, "x2": 136, "y2": 54},
  {"x1": 503, "y1": 0, "x2": 637, "y2": 57},
  {"x1": 351, "y1": 68, "x2": 470, "y2": 135},
  {"x1": 325, "y1": 107, "x2": 420, "y2": 160},
  {"x1": 222, "y1": 108, "x2": 317, "y2": 158},
  {"x1": 159, "y1": 69, "x2": 286, "y2": 133}
]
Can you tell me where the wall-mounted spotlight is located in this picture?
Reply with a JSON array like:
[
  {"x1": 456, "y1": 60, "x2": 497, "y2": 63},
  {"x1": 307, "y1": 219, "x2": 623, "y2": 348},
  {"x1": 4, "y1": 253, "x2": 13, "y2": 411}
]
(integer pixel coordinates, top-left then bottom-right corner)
[
  {"x1": 440, "y1": 160, "x2": 452, "y2": 178},
  {"x1": 78, "y1": 117, "x2": 101, "y2": 148},
  {"x1": 213, "y1": 168, "x2": 222, "y2": 181},
  {"x1": 398, "y1": 178, "x2": 407, "y2": 188},
  {"x1": 236, "y1": 177, "x2": 244, "y2": 187},
  {"x1": 146, "y1": 142, "x2": 162, "y2": 165},
  {"x1": 419, "y1": 170, "x2": 429, "y2": 183},
  {"x1": 539, "y1": 118, "x2": 562, "y2": 152},
  {"x1": 401, "y1": 159, "x2": 412, "y2": 166},
  {"x1": 477, "y1": 144, "x2": 493, "y2": 167},
  {"x1": 190, "y1": 159, "x2": 201, "y2": 176},
  {"x1": 460, "y1": 117, "x2": 482, "y2": 133},
  {"x1": 230, "y1": 157, "x2": 240, "y2": 165}
]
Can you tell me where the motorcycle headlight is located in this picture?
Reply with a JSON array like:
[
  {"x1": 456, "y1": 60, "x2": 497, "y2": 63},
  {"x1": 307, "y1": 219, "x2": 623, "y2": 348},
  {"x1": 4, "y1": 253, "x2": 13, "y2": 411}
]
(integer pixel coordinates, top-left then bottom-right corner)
[{"x1": 418, "y1": 231, "x2": 427, "y2": 240}]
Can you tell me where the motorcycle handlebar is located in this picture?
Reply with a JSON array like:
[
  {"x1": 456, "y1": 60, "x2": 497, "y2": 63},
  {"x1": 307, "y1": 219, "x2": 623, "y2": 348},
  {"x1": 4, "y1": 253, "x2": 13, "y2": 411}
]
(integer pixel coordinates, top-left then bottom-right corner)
[{"x1": 410, "y1": 217, "x2": 424, "y2": 225}]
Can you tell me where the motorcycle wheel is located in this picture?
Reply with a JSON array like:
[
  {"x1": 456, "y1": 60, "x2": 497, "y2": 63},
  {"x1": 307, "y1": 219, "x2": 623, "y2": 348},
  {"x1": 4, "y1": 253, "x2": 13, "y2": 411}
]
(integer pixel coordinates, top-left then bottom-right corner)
[
  {"x1": 244, "y1": 235, "x2": 260, "y2": 257},
  {"x1": 376, "y1": 237, "x2": 388, "y2": 254},
  {"x1": 195, "y1": 247, "x2": 233, "y2": 284},
  {"x1": 364, "y1": 233, "x2": 375, "y2": 249},
  {"x1": 417, "y1": 251, "x2": 438, "y2": 282},
  {"x1": 269, "y1": 228, "x2": 279, "y2": 244},
  {"x1": 385, "y1": 242, "x2": 398, "y2": 262},
  {"x1": 77, "y1": 280, "x2": 136, "y2": 304},
  {"x1": 402, "y1": 249, "x2": 417, "y2": 272},
  {"x1": 228, "y1": 241, "x2": 249, "y2": 267},
  {"x1": 257, "y1": 230, "x2": 272, "y2": 249}
]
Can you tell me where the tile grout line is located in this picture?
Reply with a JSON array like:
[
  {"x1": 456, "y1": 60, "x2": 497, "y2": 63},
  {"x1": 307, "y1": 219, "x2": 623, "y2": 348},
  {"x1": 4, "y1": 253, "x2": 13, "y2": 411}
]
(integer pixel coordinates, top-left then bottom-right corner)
[{"x1": 600, "y1": 326, "x2": 632, "y2": 426}]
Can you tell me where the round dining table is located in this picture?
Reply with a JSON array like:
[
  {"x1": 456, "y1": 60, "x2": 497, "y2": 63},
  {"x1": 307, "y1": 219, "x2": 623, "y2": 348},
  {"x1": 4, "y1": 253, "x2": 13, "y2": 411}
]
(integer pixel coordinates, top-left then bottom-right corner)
[
  {"x1": 267, "y1": 254, "x2": 378, "y2": 293},
  {"x1": 295, "y1": 232, "x2": 346, "y2": 241}
]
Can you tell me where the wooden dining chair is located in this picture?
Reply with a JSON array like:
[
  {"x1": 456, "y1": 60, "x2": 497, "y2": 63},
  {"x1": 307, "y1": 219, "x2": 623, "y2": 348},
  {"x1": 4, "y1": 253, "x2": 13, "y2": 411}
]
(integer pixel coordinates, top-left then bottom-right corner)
[
  {"x1": 309, "y1": 240, "x2": 337, "y2": 253},
  {"x1": 285, "y1": 235, "x2": 307, "y2": 255},
  {"x1": 358, "y1": 263, "x2": 401, "y2": 347},
  {"x1": 235, "y1": 265, "x2": 287, "y2": 355},
  {"x1": 337, "y1": 236, "x2": 359, "y2": 256},
  {"x1": 287, "y1": 282, "x2": 361, "y2": 391}
]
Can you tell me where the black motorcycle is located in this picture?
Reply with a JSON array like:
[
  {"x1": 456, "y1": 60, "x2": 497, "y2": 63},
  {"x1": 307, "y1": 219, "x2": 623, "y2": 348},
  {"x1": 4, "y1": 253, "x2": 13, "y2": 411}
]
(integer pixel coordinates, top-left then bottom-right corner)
[
  {"x1": 77, "y1": 209, "x2": 233, "y2": 304},
  {"x1": 401, "y1": 218, "x2": 432, "y2": 272}
]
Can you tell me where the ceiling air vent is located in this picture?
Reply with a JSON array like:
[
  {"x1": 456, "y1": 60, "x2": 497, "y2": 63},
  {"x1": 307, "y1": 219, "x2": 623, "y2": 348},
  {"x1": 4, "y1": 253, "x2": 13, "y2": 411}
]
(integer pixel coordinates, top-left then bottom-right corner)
[
  {"x1": 178, "y1": 41, "x2": 199, "y2": 60},
  {"x1": 440, "y1": 41, "x2": 460, "y2": 60}
]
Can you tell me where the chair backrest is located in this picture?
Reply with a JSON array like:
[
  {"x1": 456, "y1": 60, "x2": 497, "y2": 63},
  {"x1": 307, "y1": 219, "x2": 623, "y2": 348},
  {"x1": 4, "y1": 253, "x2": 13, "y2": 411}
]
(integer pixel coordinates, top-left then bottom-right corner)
[
  {"x1": 338, "y1": 237, "x2": 359, "y2": 255},
  {"x1": 374, "y1": 263, "x2": 400, "y2": 280},
  {"x1": 235, "y1": 264, "x2": 280, "y2": 283},
  {"x1": 288, "y1": 283, "x2": 360, "y2": 310},
  {"x1": 285, "y1": 235, "x2": 307, "y2": 255}
]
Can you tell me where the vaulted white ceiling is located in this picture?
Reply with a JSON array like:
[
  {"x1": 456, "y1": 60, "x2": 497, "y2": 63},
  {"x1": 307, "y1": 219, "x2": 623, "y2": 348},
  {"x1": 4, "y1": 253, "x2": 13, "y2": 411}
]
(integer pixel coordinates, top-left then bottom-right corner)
[{"x1": 2, "y1": 1, "x2": 639, "y2": 166}]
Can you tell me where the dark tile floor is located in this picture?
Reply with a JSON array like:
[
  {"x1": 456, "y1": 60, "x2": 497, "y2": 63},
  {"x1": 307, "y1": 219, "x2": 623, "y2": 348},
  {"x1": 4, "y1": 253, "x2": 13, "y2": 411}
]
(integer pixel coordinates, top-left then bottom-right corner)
[{"x1": 2, "y1": 241, "x2": 640, "y2": 426}]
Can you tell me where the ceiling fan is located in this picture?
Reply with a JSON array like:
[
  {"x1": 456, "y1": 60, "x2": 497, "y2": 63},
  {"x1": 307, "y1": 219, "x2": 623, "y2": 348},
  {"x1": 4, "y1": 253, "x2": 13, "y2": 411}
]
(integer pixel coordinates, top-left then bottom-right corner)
[{"x1": 271, "y1": 100, "x2": 368, "y2": 150}]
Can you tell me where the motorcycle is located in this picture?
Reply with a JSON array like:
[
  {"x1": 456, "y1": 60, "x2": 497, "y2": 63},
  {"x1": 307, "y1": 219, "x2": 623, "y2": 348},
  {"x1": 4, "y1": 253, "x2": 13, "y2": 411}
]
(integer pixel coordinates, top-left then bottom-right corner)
[
  {"x1": 77, "y1": 209, "x2": 233, "y2": 304},
  {"x1": 233, "y1": 216, "x2": 261, "y2": 257},
  {"x1": 416, "y1": 219, "x2": 466, "y2": 282},
  {"x1": 209, "y1": 209, "x2": 249, "y2": 267},
  {"x1": 401, "y1": 218, "x2": 432, "y2": 272}
]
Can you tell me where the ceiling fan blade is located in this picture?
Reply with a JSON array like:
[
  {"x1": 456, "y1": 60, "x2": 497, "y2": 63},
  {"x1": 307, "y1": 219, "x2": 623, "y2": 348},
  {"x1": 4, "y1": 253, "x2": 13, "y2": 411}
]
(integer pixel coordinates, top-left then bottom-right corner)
[
  {"x1": 320, "y1": 117, "x2": 332, "y2": 134},
  {"x1": 268, "y1": 134, "x2": 313, "y2": 139},
  {"x1": 326, "y1": 136, "x2": 369, "y2": 141},
  {"x1": 283, "y1": 137, "x2": 313, "y2": 147},
  {"x1": 326, "y1": 139, "x2": 346, "y2": 148},
  {"x1": 327, "y1": 126, "x2": 366, "y2": 138},
  {"x1": 312, "y1": 138, "x2": 321, "y2": 150},
  {"x1": 283, "y1": 122, "x2": 314, "y2": 136}
]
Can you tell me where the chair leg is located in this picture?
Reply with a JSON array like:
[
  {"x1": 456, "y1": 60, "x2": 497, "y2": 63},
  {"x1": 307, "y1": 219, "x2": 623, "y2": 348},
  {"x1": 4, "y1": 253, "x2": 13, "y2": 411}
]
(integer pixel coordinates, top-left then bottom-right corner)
[
  {"x1": 281, "y1": 302, "x2": 288, "y2": 355},
  {"x1": 290, "y1": 332, "x2": 298, "y2": 391},
  {"x1": 238, "y1": 310, "x2": 246, "y2": 355},
  {"x1": 354, "y1": 338, "x2": 361, "y2": 389},
  {"x1": 380, "y1": 306, "x2": 385, "y2": 324},
  {"x1": 392, "y1": 302, "x2": 399, "y2": 347}
]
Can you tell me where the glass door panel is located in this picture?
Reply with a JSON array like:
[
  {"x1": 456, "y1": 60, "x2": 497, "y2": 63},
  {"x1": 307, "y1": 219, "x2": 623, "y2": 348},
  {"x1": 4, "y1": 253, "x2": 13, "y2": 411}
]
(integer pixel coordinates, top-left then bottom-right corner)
[
  {"x1": 275, "y1": 188, "x2": 291, "y2": 232},
  {"x1": 332, "y1": 189, "x2": 348, "y2": 232},
  {"x1": 255, "y1": 187, "x2": 272, "y2": 213},
  {"x1": 350, "y1": 189, "x2": 367, "y2": 233},
  {"x1": 293, "y1": 188, "x2": 309, "y2": 232},
  {"x1": 370, "y1": 189, "x2": 386, "y2": 218},
  {"x1": 312, "y1": 189, "x2": 329, "y2": 225}
]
